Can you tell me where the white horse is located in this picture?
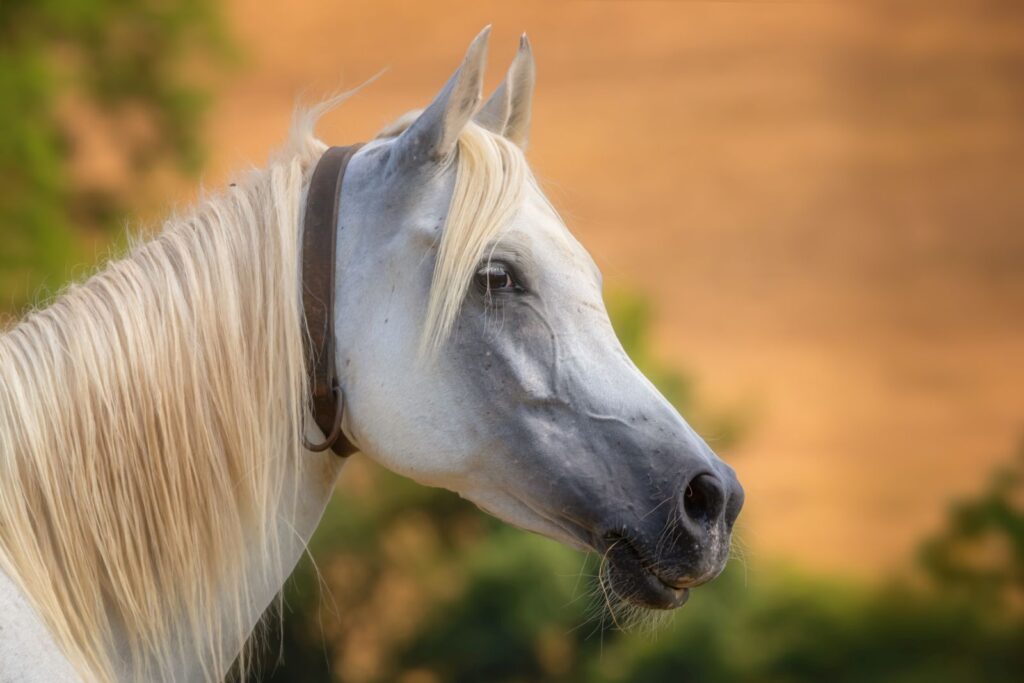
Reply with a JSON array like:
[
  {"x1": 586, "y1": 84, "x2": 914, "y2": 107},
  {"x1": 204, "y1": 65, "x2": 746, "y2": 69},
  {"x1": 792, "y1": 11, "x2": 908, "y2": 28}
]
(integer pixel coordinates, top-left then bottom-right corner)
[{"x1": 0, "y1": 28, "x2": 743, "y2": 682}]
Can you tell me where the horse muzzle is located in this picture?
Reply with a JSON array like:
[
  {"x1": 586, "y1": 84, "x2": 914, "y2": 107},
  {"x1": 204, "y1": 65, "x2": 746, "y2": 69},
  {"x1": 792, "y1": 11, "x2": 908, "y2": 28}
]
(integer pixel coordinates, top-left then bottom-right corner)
[{"x1": 596, "y1": 466, "x2": 744, "y2": 610}]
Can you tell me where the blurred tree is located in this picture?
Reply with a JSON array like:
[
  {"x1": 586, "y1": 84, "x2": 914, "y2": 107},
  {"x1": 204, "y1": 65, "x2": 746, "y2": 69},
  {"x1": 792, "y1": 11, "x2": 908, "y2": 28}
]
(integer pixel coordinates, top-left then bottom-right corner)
[
  {"x1": 919, "y1": 442, "x2": 1024, "y2": 619},
  {"x1": 0, "y1": 0, "x2": 228, "y2": 315}
]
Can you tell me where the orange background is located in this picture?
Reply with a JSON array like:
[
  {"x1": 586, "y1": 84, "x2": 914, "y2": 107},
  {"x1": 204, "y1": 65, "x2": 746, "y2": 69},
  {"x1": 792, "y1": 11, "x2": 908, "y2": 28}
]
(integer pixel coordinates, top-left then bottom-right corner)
[{"x1": 160, "y1": 1, "x2": 1023, "y2": 577}]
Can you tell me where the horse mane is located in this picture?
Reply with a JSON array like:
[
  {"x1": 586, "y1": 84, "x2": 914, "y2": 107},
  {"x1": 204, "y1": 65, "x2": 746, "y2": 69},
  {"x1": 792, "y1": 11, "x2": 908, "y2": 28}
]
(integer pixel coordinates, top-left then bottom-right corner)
[
  {"x1": 0, "y1": 106, "x2": 328, "y2": 680},
  {"x1": 0, "y1": 96, "x2": 529, "y2": 681}
]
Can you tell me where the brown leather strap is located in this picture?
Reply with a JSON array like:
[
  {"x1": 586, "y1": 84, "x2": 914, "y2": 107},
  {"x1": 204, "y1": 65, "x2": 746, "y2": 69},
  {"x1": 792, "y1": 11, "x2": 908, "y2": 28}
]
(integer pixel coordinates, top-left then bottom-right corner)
[{"x1": 301, "y1": 144, "x2": 363, "y2": 456}]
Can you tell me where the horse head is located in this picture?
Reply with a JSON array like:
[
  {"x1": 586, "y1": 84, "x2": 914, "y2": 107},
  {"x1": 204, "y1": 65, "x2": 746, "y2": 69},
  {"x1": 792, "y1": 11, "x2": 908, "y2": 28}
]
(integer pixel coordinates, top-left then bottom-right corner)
[{"x1": 332, "y1": 28, "x2": 744, "y2": 610}]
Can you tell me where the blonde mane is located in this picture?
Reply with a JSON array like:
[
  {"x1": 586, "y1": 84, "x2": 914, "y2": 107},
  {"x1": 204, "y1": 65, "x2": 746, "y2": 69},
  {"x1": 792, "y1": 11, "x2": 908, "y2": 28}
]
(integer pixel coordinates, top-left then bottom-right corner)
[
  {"x1": 0, "y1": 114, "x2": 325, "y2": 680},
  {"x1": 0, "y1": 102, "x2": 530, "y2": 682}
]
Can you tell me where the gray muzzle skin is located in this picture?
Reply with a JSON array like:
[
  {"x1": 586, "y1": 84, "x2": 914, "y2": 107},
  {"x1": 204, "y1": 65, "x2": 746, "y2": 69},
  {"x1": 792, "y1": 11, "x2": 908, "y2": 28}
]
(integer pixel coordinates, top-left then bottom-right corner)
[{"x1": 514, "y1": 402, "x2": 743, "y2": 609}]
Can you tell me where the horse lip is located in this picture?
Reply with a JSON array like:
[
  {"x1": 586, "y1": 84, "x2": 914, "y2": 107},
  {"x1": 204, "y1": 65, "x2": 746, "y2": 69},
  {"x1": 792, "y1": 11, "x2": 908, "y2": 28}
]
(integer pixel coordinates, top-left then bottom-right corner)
[
  {"x1": 605, "y1": 550, "x2": 691, "y2": 609},
  {"x1": 651, "y1": 572, "x2": 697, "y2": 591},
  {"x1": 655, "y1": 582, "x2": 690, "y2": 608},
  {"x1": 600, "y1": 532, "x2": 696, "y2": 609}
]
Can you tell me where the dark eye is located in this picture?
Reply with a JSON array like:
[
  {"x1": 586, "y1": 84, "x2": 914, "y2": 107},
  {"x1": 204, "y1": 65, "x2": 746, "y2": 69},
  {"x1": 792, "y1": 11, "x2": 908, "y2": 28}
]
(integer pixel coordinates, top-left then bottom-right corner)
[{"x1": 474, "y1": 263, "x2": 520, "y2": 294}]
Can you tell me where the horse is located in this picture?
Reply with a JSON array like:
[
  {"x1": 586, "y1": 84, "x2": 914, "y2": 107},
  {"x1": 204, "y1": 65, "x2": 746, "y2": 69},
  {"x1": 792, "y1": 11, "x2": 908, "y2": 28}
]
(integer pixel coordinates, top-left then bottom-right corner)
[{"x1": 0, "y1": 28, "x2": 743, "y2": 682}]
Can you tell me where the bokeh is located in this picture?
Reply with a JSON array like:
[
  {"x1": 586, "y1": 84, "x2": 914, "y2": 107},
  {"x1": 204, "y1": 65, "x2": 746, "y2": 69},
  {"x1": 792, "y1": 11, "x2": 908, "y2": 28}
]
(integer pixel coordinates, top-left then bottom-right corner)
[{"x1": 2, "y1": 1, "x2": 1022, "y2": 681}]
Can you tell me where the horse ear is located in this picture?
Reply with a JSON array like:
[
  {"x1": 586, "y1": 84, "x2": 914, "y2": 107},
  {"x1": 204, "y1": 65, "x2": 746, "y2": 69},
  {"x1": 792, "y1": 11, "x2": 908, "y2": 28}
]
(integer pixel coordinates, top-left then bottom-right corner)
[
  {"x1": 390, "y1": 26, "x2": 490, "y2": 168},
  {"x1": 474, "y1": 34, "x2": 535, "y2": 149},
  {"x1": 506, "y1": 35, "x2": 536, "y2": 148}
]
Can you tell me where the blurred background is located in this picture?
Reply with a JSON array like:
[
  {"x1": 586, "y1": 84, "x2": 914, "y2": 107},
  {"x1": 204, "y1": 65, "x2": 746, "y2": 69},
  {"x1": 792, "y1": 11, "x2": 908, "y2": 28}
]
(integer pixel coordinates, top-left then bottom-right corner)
[{"x1": 2, "y1": 0, "x2": 1023, "y2": 681}]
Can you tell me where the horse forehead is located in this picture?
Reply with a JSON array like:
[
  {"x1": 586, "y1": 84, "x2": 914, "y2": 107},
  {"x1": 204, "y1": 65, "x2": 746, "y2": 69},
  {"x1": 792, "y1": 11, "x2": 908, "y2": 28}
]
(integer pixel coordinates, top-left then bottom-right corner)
[{"x1": 512, "y1": 193, "x2": 601, "y2": 284}]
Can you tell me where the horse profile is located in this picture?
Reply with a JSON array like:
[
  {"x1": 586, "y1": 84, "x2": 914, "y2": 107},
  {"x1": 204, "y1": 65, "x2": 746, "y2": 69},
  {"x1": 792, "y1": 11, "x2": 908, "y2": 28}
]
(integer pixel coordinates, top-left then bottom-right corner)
[{"x1": 0, "y1": 28, "x2": 743, "y2": 682}]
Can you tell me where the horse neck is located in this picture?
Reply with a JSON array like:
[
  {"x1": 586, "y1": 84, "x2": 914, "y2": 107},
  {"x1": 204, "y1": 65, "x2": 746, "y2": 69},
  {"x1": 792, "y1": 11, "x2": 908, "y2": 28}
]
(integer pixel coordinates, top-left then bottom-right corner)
[{"x1": 0, "y1": 146, "x2": 345, "y2": 681}]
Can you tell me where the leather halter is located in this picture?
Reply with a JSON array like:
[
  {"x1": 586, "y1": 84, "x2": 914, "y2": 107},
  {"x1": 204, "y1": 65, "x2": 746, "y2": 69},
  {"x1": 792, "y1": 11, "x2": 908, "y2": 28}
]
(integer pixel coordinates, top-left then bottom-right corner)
[{"x1": 301, "y1": 144, "x2": 364, "y2": 456}]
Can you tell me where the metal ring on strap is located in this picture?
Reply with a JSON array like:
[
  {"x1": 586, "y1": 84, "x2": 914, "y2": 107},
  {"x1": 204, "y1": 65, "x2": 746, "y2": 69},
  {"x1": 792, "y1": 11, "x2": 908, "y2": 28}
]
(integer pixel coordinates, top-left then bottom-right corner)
[{"x1": 302, "y1": 384, "x2": 346, "y2": 452}]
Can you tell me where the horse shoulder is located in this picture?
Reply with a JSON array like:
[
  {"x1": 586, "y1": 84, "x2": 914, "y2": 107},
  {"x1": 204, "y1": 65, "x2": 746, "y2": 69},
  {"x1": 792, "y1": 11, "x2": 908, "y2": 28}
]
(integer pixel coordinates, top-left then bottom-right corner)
[{"x1": 0, "y1": 570, "x2": 81, "y2": 682}]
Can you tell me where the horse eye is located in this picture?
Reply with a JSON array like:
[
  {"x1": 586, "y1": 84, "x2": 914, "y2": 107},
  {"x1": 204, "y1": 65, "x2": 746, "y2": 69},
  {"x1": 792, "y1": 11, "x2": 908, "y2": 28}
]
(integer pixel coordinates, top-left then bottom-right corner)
[{"x1": 474, "y1": 263, "x2": 519, "y2": 293}]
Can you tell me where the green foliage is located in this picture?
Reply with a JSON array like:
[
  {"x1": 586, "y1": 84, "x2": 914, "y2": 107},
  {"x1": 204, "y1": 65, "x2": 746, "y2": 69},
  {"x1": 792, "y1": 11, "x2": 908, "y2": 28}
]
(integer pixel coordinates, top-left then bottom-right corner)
[
  {"x1": 0, "y1": 0, "x2": 228, "y2": 313},
  {"x1": 919, "y1": 445, "x2": 1024, "y2": 619}
]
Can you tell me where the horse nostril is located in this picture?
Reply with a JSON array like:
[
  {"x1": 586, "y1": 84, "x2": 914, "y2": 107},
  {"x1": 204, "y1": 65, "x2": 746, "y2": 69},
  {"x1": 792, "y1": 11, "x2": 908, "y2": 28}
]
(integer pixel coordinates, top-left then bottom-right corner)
[{"x1": 682, "y1": 473, "x2": 726, "y2": 526}]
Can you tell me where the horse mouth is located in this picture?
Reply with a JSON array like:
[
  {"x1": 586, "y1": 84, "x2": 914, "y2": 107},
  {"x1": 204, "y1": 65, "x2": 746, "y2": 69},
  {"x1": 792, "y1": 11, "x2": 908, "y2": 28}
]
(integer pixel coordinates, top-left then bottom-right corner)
[{"x1": 601, "y1": 534, "x2": 706, "y2": 610}]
